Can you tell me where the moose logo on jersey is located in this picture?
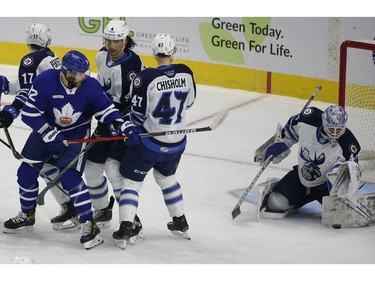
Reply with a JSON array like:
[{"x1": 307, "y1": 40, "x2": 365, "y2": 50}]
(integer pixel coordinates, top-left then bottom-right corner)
[
  {"x1": 53, "y1": 103, "x2": 82, "y2": 127},
  {"x1": 299, "y1": 147, "x2": 325, "y2": 181}
]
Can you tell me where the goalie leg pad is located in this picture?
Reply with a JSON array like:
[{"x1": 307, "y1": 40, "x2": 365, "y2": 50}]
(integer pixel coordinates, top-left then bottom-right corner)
[
  {"x1": 254, "y1": 177, "x2": 279, "y2": 221},
  {"x1": 267, "y1": 192, "x2": 292, "y2": 212},
  {"x1": 322, "y1": 193, "x2": 375, "y2": 228},
  {"x1": 261, "y1": 191, "x2": 295, "y2": 219}
]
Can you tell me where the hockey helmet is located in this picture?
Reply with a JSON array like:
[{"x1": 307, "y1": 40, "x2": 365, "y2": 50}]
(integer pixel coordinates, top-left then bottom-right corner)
[
  {"x1": 152, "y1": 33, "x2": 176, "y2": 56},
  {"x1": 104, "y1": 19, "x2": 129, "y2": 41},
  {"x1": 61, "y1": 50, "x2": 90, "y2": 74},
  {"x1": 322, "y1": 105, "x2": 348, "y2": 139},
  {"x1": 26, "y1": 23, "x2": 52, "y2": 48}
]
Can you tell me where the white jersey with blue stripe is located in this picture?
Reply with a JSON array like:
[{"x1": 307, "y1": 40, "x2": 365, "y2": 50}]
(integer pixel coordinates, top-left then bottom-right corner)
[
  {"x1": 95, "y1": 48, "x2": 145, "y2": 110},
  {"x1": 129, "y1": 63, "x2": 196, "y2": 151},
  {"x1": 282, "y1": 107, "x2": 361, "y2": 188}
]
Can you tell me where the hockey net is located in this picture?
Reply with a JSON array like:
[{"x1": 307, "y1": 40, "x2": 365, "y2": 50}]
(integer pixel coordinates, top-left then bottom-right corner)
[{"x1": 338, "y1": 40, "x2": 375, "y2": 182}]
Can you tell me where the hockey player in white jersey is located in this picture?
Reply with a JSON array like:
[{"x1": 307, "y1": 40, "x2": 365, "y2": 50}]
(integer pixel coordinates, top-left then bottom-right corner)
[
  {"x1": 0, "y1": 23, "x2": 77, "y2": 230},
  {"x1": 84, "y1": 19, "x2": 145, "y2": 235},
  {"x1": 3, "y1": 50, "x2": 124, "y2": 250},
  {"x1": 254, "y1": 105, "x2": 361, "y2": 219},
  {"x1": 112, "y1": 33, "x2": 196, "y2": 249}
]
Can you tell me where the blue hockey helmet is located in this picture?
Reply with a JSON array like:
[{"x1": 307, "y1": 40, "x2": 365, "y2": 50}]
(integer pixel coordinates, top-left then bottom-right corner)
[
  {"x1": 322, "y1": 105, "x2": 348, "y2": 139},
  {"x1": 61, "y1": 50, "x2": 90, "y2": 74}
]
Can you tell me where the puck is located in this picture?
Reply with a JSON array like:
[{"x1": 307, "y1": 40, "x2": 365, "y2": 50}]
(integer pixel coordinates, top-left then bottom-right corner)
[{"x1": 332, "y1": 224, "x2": 342, "y2": 229}]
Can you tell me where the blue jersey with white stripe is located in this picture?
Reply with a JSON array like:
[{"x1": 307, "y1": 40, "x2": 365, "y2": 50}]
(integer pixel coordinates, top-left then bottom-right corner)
[{"x1": 21, "y1": 69, "x2": 122, "y2": 137}]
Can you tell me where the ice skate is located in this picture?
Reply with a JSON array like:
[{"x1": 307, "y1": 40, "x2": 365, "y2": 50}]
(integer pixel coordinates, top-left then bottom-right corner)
[
  {"x1": 3, "y1": 211, "x2": 35, "y2": 234},
  {"x1": 51, "y1": 201, "x2": 80, "y2": 231},
  {"x1": 93, "y1": 196, "x2": 114, "y2": 228},
  {"x1": 80, "y1": 219, "x2": 103, "y2": 250},
  {"x1": 112, "y1": 221, "x2": 132, "y2": 250},
  {"x1": 167, "y1": 214, "x2": 191, "y2": 240},
  {"x1": 112, "y1": 215, "x2": 145, "y2": 250},
  {"x1": 129, "y1": 215, "x2": 145, "y2": 245}
]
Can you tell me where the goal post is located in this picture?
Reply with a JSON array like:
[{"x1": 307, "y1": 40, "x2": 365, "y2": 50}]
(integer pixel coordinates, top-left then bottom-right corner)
[{"x1": 338, "y1": 39, "x2": 375, "y2": 182}]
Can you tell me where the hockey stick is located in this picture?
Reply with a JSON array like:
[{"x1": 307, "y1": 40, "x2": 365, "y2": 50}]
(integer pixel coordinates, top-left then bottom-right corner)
[
  {"x1": 231, "y1": 156, "x2": 272, "y2": 219},
  {"x1": 65, "y1": 110, "x2": 229, "y2": 144},
  {"x1": 0, "y1": 137, "x2": 70, "y2": 197},
  {"x1": 36, "y1": 141, "x2": 96, "y2": 206},
  {"x1": 2, "y1": 127, "x2": 42, "y2": 163},
  {"x1": 231, "y1": 85, "x2": 322, "y2": 219}
]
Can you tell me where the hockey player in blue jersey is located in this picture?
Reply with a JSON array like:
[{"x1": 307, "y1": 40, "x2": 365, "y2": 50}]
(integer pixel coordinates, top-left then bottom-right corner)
[
  {"x1": 0, "y1": 23, "x2": 77, "y2": 230},
  {"x1": 112, "y1": 33, "x2": 196, "y2": 249},
  {"x1": 254, "y1": 104, "x2": 361, "y2": 219},
  {"x1": 83, "y1": 19, "x2": 145, "y2": 240},
  {"x1": 3, "y1": 50, "x2": 124, "y2": 250}
]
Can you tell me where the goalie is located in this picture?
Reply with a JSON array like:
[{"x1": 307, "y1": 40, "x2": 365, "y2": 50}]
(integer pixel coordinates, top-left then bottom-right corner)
[{"x1": 254, "y1": 104, "x2": 361, "y2": 220}]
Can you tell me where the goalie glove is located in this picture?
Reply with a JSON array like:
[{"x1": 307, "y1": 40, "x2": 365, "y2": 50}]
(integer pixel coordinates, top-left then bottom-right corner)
[
  {"x1": 327, "y1": 157, "x2": 361, "y2": 202},
  {"x1": 254, "y1": 123, "x2": 291, "y2": 165}
]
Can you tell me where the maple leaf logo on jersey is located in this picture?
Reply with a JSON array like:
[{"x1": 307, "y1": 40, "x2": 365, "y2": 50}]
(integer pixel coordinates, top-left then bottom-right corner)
[{"x1": 53, "y1": 103, "x2": 82, "y2": 127}]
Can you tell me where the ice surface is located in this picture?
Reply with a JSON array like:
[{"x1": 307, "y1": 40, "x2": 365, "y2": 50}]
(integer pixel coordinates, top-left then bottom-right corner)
[{"x1": 0, "y1": 65, "x2": 373, "y2": 279}]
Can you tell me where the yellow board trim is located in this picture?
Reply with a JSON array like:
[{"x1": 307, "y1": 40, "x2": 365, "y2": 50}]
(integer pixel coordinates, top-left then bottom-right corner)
[{"x1": 0, "y1": 42, "x2": 338, "y2": 103}]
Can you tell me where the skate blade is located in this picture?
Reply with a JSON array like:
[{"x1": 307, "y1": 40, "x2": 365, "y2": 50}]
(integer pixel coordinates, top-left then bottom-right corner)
[
  {"x1": 83, "y1": 235, "x2": 104, "y2": 250},
  {"x1": 95, "y1": 221, "x2": 111, "y2": 229},
  {"x1": 52, "y1": 219, "x2": 80, "y2": 231},
  {"x1": 170, "y1": 230, "x2": 191, "y2": 240},
  {"x1": 114, "y1": 238, "x2": 127, "y2": 250},
  {"x1": 129, "y1": 230, "x2": 145, "y2": 245},
  {"x1": 3, "y1": 225, "x2": 34, "y2": 234}
]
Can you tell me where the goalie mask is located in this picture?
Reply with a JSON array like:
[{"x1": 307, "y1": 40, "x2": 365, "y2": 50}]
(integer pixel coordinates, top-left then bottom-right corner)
[
  {"x1": 322, "y1": 105, "x2": 348, "y2": 140},
  {"x1": 152, "y1": 33, "x2": 176, "y2": 56},
  {"x1": 26, "y1": 23, "x2": 52, "y2": 48}
]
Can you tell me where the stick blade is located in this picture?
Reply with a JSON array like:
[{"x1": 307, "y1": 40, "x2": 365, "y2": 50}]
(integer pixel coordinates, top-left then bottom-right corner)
[
  {"x1": 232, "y1": 207, "x2": 241, "y2": 219},
  {"x1": 36, "y1": 190, "x2": 47, "y2": 206},
  {"x1": 209, "y1": 110, "x2": 228, "y2": 130}
]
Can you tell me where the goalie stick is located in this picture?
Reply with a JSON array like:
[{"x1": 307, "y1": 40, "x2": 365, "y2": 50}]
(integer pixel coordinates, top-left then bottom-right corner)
[
  {"x1": 2, "y1": 127, "x2": 42, "y2": 163},
  {"x1": 231, "y1": 85, "x2": 322, "y2": 219},
  {"x1": 65, "y1": 110, "x2": 229, "y2": 144},
  {"x1": 231, "y1": 156, "x2": 272, "y2": 219}
]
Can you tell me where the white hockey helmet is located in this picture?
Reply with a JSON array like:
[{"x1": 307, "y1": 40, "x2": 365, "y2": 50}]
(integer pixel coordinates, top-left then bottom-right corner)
[
  {"x1": 104, "y1": 19, "x2": 129, "y2": 41},
  {"x1": 152, "y1": 33, "x2": 176, "y2": 56},
  {"x1": 322, "y1": 105, "x2": 348, "y2": 139},
  {"x1": 26, "y1": 23, "x2": 51, "y2": 47}
]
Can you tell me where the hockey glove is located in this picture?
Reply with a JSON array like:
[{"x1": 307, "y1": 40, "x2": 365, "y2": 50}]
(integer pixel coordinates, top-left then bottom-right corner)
[
  {"x1": 41, "y1": 127, "x2": 67, "y2": 154},
  {"x1": 121, "y1": 121, "x2": 141, "y2": 147},
  {"x1": 264, "y1": 141, "x2": 290, "y2": 164},
  {"x1": 108, "y1": 120, "x2": 123, "y2": 136},
  {"x1": 0, "y1": 75, "x2": 9, "y2": 95},
  {"x1": 0, "y1": 105, "x2": 18, "y2": 128}
]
